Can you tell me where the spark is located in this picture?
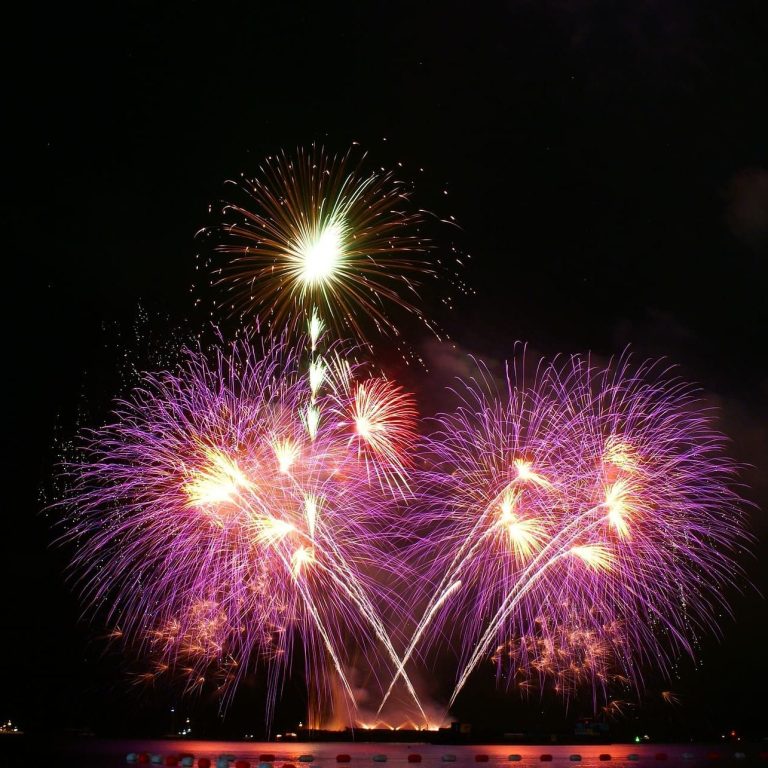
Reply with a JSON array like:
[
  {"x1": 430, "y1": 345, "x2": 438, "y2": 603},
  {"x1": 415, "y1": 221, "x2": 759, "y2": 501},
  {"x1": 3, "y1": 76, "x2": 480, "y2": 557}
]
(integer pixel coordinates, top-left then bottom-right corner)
[
  {"x1": 303, "y1": 492, "x2": 321, "y2": 539},
  {"x1": 514, "y1": 459, "x2": 551, "y2": 488},
  {"x1": 305, "y1": 405, "x2": 320, "y2": 440},
  {"x1": 273, "y1": 438, "x2": 300, "y2": 474},
  {"x1": 183, "y1": 446, "x2": 251, "y2": 507},
  {"x1": 309, "y1": 358, "x2": 326, "y2": 396},
  {"x1": 292, "y1": 545, "x2": 316, "y2": 576},
  {"x1": 251, "y1": 516, "x2": 295, "y2": 546},
  {"x1": 604, "y1": 436, "x2": 639, "y2": 474},
  {"x1": 500, "y1": 510, "x2": 547, "y2": 562},
  {"x1": 570, "y1": 544, "x2": 615, "y2": 572},
  {"x1": 308, "y1": 308, "x2": 325, "y2": 351},
  {"x1": 604, "y1": 479, "x2": 634, "y2": 539},
  {"x1": 347, "y1": 378, "x2": 418, "y2": 484}
]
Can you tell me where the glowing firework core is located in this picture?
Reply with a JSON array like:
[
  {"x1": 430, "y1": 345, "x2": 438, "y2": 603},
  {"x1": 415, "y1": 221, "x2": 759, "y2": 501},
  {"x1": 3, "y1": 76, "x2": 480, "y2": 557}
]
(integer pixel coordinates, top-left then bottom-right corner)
[
  {"x1": 295, "y1": 222, "x2": 344, "y2": 287},
  {"x1": 514, "y1": 459, "x2": 551, "y2": 488},
  {"x1": 570, "y1": 544, "x2": 615, "y2": 572},
  {"x1": 183, "y1": 447, "x2": 251, "y2": 507},
  {"x1": 273, "y1": 438, "x2": 300, "y2": 474},
  {"x1": 292, "y1": 545, "x2": 316, "y2": 576}
]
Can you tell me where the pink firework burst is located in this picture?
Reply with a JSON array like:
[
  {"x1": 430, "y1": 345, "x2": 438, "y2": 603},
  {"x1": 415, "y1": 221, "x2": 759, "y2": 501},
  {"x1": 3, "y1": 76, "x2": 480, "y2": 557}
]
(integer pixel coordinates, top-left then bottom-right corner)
[
  {"x1": 56, "y1": 335, "x2": 425, "y2": 722},
  {"x1": 380, "y1": 349, "x2": 752, "y2": 713}
]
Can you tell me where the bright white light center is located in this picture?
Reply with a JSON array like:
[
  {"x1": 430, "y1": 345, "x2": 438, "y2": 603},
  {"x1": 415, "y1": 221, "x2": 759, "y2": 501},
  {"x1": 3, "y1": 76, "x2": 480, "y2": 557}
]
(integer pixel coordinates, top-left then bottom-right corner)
[
  {"x1": 299, "y1": 224, "x2": 342, "y2": 285},
  {"x1": 355, "y1": 416, "x2": 374, "y2": 439}
]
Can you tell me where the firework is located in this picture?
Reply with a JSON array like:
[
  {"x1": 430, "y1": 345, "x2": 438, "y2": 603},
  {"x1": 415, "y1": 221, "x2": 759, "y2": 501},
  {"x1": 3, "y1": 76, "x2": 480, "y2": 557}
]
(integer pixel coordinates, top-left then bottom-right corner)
[
  {"x1": 381, "y1": 350, "x2": 751, "y2": 712},
  {"x1": 54, "y1": 133, "x2": 753, "y2": 726},
  {"x1": 208, "y1": 146, "x2": 437, "y2": 345},
  {"x1": 490, "y1": 614, "x2": 629, "y2": 699},
  {"x1": 57, "y1": 335, "x2": 423, "y2": 721}
]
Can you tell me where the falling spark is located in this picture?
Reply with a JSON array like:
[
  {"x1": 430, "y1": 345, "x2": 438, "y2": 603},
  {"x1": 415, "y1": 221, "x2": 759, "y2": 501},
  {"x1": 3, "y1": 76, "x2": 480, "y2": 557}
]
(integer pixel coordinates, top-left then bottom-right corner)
[
  {"x1": 308, "y1": 309, "x2": 325, "y2": 351},
  {"x1": 303, "y1": 492, "x2": 321, "y2": 539},
  {"x1": 309, "y1": 359, "x2": 326, "y2": 396},
  {"x1": 305, "y1": 405, "x2": 320, "y2": 440}
]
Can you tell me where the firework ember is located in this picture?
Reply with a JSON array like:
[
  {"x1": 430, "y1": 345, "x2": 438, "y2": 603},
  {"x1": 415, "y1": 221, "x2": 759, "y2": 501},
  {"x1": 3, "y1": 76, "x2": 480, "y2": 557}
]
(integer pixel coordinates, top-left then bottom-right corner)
[{"x1": 490, "y1": 614, "x2": 629, "y2": 699}]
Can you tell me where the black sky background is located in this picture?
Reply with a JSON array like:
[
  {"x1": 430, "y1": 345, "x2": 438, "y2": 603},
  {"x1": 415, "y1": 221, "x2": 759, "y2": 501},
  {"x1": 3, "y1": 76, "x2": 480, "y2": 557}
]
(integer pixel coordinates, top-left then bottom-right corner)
[{"x1": 4, "y1": 0, "x2": 768, "y2": 743}]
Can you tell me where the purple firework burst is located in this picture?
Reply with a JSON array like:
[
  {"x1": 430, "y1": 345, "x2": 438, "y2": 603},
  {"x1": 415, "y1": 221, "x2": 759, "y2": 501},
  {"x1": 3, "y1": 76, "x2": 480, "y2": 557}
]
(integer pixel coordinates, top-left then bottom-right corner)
[
  {"x1": 56, "y1": 334, "x2": 423, "y2": 723},
  {"x1": 379, "y1": 349, "x2": 752, "y2": 712}
]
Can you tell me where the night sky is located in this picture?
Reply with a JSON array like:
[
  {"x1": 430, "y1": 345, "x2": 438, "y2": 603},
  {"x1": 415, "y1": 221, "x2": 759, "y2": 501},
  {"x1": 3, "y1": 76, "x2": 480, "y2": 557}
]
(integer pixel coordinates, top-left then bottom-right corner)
[{"x1": 4, "y1": 1, "x2": 767, "y2": 743}]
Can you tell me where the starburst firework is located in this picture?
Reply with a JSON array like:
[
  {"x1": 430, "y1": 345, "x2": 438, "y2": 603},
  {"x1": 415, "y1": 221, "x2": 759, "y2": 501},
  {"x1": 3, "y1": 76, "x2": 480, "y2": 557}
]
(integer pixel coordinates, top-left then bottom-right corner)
[
  {"x1": 379, "y1": 350, "x2": 751, "y2": 712},
  {"x1": 57, "y1": 336, "x2": 423, "y2": 719},
  {"x1": 210, "y1": 146, "x2": 436, "y2": 344}
]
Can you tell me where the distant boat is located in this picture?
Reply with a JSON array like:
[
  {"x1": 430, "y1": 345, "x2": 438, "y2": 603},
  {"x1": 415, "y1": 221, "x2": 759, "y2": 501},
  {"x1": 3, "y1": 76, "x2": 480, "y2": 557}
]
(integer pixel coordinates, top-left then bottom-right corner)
[{"x1": 0, "y1": 720, "x2": 23, "y2": 735}]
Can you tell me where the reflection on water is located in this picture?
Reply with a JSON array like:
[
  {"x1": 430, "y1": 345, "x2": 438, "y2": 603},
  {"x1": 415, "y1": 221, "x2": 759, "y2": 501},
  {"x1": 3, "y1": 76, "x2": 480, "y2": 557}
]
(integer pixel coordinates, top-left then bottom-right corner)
[{"x1": 0, "y1": 739, "x2": 762, "y2": 768}]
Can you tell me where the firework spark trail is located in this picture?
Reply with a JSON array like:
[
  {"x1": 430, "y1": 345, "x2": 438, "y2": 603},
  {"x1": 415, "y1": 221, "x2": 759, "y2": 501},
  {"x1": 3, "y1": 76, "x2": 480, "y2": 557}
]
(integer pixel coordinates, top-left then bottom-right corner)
[
  {"x1": 324, "y1": 563, "x2": 430, "y2": 724},
  {"x1": 390, "y1": 349, "x2": 751, "y2": 712},
  {"x1": 56, "y1": 335, "x2": 424, "y2": 720},
  {"x1": 376, "y1": 579, "x2": 462, "y2": 717},
  {"x1": 449, "y1": 513, "x2": 610, "y2": 706},
  {"x1": 379, "y1": 501, "x2": 605, "y2": 714},
  {"x1": 277, "y1": 546, "x2": 357, "y2": 706},
  {"x1": 376, "y1": 481, "x2": 537, "y2": 713},
  {"x1": 377, "y1": 416, "x2": 572, "y2": 712}
]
